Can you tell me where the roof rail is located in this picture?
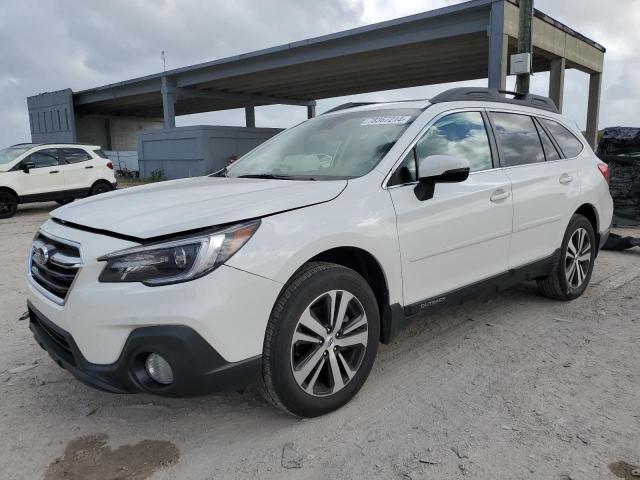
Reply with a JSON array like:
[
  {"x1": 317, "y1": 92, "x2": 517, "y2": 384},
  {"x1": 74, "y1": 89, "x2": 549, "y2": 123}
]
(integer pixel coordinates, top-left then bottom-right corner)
[
  {"x1": 11, "y1": 142, "x2": 99, "y2": 147},
  {"x1": 430, "y1": 87, "x2": 559, "y2": 113}
]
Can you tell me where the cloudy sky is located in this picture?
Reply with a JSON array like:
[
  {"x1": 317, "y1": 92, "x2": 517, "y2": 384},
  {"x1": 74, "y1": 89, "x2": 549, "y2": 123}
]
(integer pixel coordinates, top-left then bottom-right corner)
[{"x1": 0, "y1": 0, "x2": 638, "y2": 147}]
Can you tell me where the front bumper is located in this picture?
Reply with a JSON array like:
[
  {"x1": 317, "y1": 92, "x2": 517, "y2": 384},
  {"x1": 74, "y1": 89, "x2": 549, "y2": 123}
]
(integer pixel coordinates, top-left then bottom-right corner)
[
  {"x1": 29, "y1": 302, "x2": 261, "y2": 396},
  {"x1": 28, "y1": 219, "x2": 283, "y2": 365}
]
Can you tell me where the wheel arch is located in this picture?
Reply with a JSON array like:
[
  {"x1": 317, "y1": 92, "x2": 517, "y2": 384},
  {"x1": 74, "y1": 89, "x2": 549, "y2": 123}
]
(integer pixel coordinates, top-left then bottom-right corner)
[
  {"x1": 91, "y1": 179, "x2": 112, "y2": 188},
  {"x1": 305, "y1": 246, "x2": 399, "y2": 344},
  {"x1": 0, "y1": 186, "x2": 20, "y2": 203},
  {"x1": 574, "y1": 203, "x2": 600, "y2": 252}
]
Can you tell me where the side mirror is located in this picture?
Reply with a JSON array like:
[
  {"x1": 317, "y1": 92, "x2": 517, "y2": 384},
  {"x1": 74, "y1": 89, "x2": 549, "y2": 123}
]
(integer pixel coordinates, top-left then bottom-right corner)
[
  {"x1": 21, "y1": 161, "x2": 35, "y2": 173},
  {"x1": 414, "y1": 155, "x2": 470, "y2": 201}
]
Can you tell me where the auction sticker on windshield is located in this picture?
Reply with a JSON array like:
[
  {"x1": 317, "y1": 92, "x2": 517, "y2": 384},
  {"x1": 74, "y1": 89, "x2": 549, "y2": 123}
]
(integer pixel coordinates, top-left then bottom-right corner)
[{"x1": 361, "y1": 116, "x2": 413, "y2": 125}]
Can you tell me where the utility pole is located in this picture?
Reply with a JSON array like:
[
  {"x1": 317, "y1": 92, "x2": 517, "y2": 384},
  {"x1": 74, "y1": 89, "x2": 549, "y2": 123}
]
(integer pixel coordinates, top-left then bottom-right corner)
[{"x1": 516, "y1": 0, "x2": 534, "y2": 93}]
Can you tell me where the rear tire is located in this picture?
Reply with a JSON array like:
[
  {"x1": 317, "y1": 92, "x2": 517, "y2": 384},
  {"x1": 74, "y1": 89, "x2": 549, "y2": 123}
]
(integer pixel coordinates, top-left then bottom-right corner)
[
  {"x1": 0, "y1": 191, "x2": 18, "y2": 219},
  {"x1": 537, "y1": 214, "x2": 596, "y2": 301},
  {"x1": 90, "y1": 181, "x2": 113, "y2": 196},
  {"x1": 261, "y1": 262, "x2": 379, "y2": 417}
]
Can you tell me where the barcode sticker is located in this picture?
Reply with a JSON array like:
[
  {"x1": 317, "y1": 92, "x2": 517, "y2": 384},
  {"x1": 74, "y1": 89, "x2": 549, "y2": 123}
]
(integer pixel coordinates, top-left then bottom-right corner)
[{"x1": 361, "y1": 116, "x2": 412, "y2": 126}]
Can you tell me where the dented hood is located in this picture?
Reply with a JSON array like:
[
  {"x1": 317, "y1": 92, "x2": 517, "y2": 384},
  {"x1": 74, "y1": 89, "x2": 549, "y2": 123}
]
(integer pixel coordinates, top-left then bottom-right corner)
[{"x1": 52, "y1": 176, "x2": 347, "y2": 239}]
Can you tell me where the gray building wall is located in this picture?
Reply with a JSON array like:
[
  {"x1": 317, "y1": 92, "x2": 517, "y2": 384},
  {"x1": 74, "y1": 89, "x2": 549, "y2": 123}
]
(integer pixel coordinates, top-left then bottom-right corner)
[
  {"x1": 77, "y1": 115, "x2": 164, "y2": 150},
  {"x1": 27, "y1": 89, "x2": 76, "y2": 143},
  {"x1": 138, "y1": 125, "x2": 282, "y2": 179}
]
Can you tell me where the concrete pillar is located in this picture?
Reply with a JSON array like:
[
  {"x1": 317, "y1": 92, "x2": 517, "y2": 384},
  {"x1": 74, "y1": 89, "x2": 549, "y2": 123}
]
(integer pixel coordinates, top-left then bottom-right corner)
[
  {"x1": 488, "y1": 2, "x2": 508, "y2": 90},
  {"x1": 585, "y1": 72, "x2": 602, "y2": 150},
  {"x1": 307, "y1": 104, "x2": 316, "y2": 119},
  {"x1": 161, "y1": 76, "x2": 176, "y2": 129},
  {"x1": 548, "y1": 57, "x2": 566, "y2": 112},
  {"x1": 245, "y1": 106, "x2": 255, "y2": 128}
]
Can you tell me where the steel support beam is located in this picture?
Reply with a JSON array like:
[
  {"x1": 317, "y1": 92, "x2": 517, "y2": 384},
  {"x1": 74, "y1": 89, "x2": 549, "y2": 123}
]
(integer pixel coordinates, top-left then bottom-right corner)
[
  {"x1": 307, "y1": 104, "x2": 316, "y2": 119},
  {"x1": 245, "y1": 106, "x2": 256, "y2": 128},
  {"x1": 585, "y1": 72, "x2": 602, "y2": 150},
  {"x1": 171, "y1": 86, "x2": 314, "y2": 108},
  {"x1": 548, "y1": 57, "x2": 565, "y2": 112},
  {"x1": 161, "y1": 76, "x2": 176, "y2": 128},
  {"x1": 488, "y1": 2, "x2": 507, "y2": 90}
]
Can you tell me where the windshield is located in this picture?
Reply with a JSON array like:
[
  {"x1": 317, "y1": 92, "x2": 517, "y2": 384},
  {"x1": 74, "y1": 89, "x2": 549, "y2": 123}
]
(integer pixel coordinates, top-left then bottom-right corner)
[
  {"x1": 0, "y1": 146, "x2": 31, "y2": 165},
  {"x1": 227, "y1": 108, "x2": 421, "y2": 180}
]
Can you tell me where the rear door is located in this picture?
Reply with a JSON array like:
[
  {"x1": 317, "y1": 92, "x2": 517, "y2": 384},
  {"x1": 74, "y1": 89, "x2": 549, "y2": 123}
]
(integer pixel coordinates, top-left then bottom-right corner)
[
  {"x1": 388, "y1": 110, "x2": 513, "y2": 308},
  {"x1": 59, "y1": 148, "x2": 94, "y2": 191},
  {"x1": 16, "y1": 148, "x2": 65, "y2": 197},
  {"x1": 487, "y1": 110, "x2": 581, "y2": 268}
]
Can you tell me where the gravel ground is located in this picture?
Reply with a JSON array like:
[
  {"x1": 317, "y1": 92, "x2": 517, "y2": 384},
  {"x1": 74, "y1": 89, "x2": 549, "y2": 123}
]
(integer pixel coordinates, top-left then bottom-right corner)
[{"x1": 1, "y1": 202, "x2": 639, "y2": 480}]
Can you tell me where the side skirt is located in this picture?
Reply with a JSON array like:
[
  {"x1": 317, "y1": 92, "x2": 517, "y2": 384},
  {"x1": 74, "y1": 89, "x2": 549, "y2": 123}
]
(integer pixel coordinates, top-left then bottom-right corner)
[
  {"x1": 20, "y1": 188, "x2": 90, "y2": 204},
  {"x1": 380, "y1": 249, "x2": 560, "y2": 344}
]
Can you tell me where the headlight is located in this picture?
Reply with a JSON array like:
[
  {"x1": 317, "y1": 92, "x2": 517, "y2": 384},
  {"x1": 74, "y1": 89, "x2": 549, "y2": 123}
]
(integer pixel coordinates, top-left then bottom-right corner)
[{"x1": 98, "y1": 220, "x2": 260, "y2": 285}]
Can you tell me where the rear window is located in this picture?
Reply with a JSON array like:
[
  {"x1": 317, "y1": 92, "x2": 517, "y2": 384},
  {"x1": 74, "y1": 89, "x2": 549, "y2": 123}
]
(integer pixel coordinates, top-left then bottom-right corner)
[
  {"x1": 93, "y1": 149, "x2": 109, "y2": 159},
  {"x1": 490, "y1": 112, "x2": 545, "y2": 167},
  {"x1": 61, "y1": 148, "x2": 91, "y2": 164},
  {"x1": 539, "y1": 119, "x2": 584, "y2": 158}
]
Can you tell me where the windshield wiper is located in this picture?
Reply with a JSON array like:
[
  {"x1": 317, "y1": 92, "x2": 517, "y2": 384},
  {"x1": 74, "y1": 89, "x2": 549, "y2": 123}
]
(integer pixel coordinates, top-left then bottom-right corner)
[
  {"x1": 237, "y1": 173, "x2": 316, "y2": 181},
  {"x1": 210, "y1": 167, "x2": 228, "y2": 177}
]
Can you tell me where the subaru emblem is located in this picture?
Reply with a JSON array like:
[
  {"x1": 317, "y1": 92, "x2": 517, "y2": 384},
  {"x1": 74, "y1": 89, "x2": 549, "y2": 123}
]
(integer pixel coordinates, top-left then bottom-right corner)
[{"x1": 33, "y1": 245, "x2": 49, "y2": 267}]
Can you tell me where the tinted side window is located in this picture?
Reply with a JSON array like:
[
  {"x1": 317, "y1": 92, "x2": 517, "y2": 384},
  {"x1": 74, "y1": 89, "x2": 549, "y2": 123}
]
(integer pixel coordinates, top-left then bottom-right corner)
[
  {"x1": 388, "y1": 150, "x2": 417, "y2": 186},
  {"x1": 26, "y1": 149, "x2": 59, "y2": 168},
  {"x1": 415, "y1": 112, "x2": 493, "y2": 172},
  {"x1": 534, "y1": 120, "x2": 561, "y2": 161},
  {"x1": 61, "y1": 148, "x2": 91, "y2": 164},
  {"x1": 490, "y1": 113, "x2": 545, "y2": 166},
  {"x1": 539, "y1": 118, "x2": 584, "y2": 158}
]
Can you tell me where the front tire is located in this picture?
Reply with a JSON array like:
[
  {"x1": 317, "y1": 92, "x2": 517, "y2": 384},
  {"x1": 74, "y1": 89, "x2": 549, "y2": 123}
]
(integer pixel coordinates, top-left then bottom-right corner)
[
  {"x1": 261, "y1": 262, "x2": 379, "y2": 417},
  {"x1": 537, "y1": 214, "x2": 596, "y2": 300},
  {"x1": 0, "y1": 191, "x2": 17, "y2": 219}
]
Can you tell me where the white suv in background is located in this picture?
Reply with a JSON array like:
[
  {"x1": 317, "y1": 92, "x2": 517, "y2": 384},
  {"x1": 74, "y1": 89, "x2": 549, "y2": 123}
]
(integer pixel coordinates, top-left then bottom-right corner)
[
  {"x1": 0, "y1": 143, "x2": 116, "y2": 218},
  {"x1": 26, "y1": 88, "x2": 613, "y2": 417}
]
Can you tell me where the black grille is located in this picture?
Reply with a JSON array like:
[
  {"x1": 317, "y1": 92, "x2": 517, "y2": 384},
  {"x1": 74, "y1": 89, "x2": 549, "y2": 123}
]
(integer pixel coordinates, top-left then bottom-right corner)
[
  {"x1": 30, "y1": 234, "x2": 81, "y2": 303},
  {"x1": 29, "y1": 309, "x2": 76, "y2": 367}
]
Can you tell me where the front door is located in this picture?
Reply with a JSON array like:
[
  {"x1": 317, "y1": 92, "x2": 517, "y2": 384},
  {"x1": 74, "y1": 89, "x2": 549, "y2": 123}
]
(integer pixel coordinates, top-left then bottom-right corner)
[
  {"x1": 17, "y1": 148, "x2": 65, "y2": 197},
  {"x1": 388, "y1": 111, "x2": 513, "y2": 309}
]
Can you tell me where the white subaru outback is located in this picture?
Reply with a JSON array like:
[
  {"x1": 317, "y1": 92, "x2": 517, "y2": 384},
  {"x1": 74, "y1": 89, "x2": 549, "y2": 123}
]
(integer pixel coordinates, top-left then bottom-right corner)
[
  {"x1": 26, "y1": 88, "x2": 613, "y2": 417},
  {"x1": 0, "y1": 143, "x2": 116, "y2": 218}
]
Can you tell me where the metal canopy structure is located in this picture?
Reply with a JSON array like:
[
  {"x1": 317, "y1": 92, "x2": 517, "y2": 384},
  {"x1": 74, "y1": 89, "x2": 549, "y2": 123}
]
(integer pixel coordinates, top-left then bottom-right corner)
[{"x1": 28, "y1": 0, "x2": 605, "y2": 149}]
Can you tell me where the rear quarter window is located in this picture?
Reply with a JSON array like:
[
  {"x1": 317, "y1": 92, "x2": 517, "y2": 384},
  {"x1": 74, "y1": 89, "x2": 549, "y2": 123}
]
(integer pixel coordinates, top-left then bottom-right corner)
[
  {"x1": 93, "y1": 149, "x2": 109, "y2": 159},
  {"x1": 539, "y1": 118, "x2": 584, "y2": 158}
]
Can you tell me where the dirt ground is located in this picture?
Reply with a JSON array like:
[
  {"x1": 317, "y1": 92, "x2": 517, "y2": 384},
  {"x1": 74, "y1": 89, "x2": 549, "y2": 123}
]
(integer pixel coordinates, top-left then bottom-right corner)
[{"x1": 1, "y1": 202, "x2": 639, "y2": 480}]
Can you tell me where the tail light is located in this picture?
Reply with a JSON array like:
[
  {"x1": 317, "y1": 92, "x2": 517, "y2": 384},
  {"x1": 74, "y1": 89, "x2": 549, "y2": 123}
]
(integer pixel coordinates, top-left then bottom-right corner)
[
  {"x1": 106, "y1": 161, "x2": 113, "y2": 170},
  {"x1": 597, "y1": 162, "x2": 609, "y2": 184}
]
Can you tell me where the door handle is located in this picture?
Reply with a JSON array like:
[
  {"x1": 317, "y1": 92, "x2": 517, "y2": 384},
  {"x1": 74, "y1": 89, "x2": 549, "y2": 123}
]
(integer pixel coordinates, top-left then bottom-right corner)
[
  {"x1": 490, "y1": 189, "x2": 511, "y2": 202},
  {"x1": 559, "y1": 173, "x2": 574, "y2": 184},
  {"x1": 49, "y1": 170, "x2": 59, "y2": 174},
  {"x1": 84, "y1": 165, "x2": 94, "y2": 169}
]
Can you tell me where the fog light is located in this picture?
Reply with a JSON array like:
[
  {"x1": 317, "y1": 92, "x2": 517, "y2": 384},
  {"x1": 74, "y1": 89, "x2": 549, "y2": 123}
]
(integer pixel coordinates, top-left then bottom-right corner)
[{"x1": 145, "y1": 353, "x2": 173, "y2": 385}]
